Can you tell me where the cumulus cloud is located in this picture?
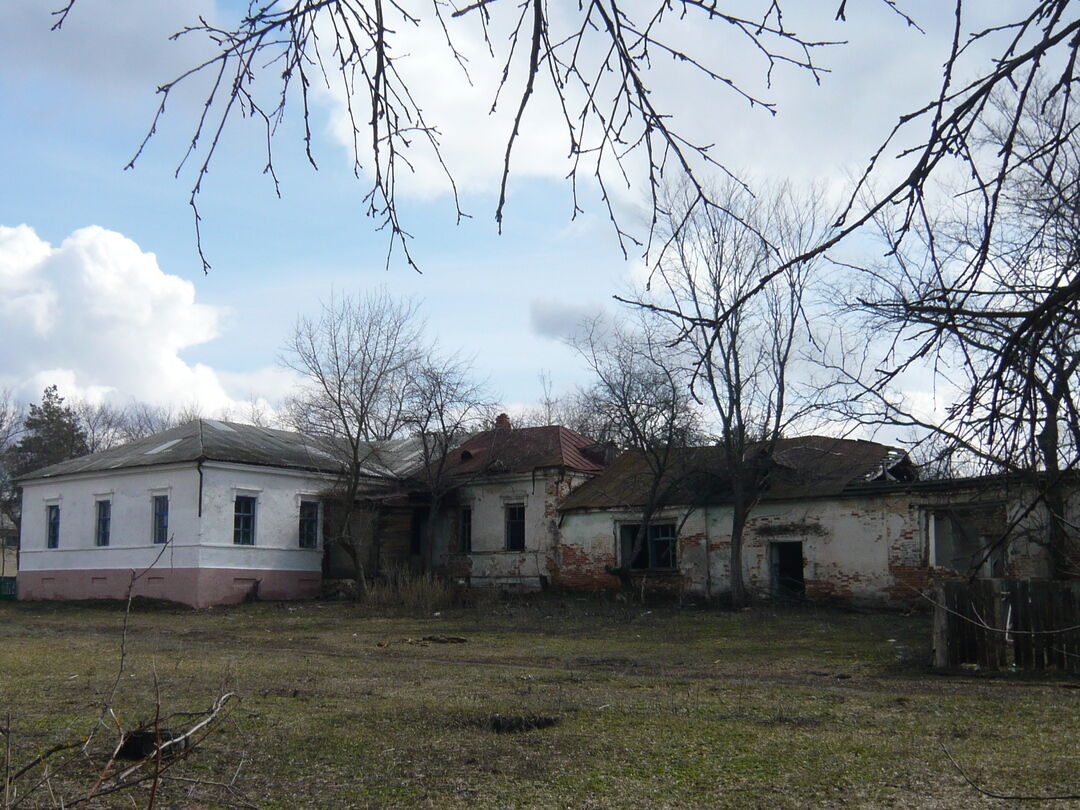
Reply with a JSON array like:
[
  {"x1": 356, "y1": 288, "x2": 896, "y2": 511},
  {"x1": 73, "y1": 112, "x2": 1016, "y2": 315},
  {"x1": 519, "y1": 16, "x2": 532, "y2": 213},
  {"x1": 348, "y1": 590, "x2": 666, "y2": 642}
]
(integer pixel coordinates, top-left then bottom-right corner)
[{"x1": 0, "y1": 224, "x2": 288, "y2": 416}]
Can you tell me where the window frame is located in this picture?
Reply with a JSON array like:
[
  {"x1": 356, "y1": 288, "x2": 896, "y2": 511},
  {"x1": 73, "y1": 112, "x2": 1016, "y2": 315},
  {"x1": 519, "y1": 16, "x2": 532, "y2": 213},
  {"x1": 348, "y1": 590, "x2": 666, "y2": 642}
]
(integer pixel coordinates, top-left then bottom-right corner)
[
  {"x1": 298, "y1": 500, "x2": 319, "y2": 549},
  {"x1": 152, "y1": 494, "x2": 170, "y2": 545},
  {"x1": 233, "y1": 495, "x2": 257, "y2": 546},
  {"x1": 95, "y1": 500, "x2": 111, "y2": 547},
  {"x1": 504, "y1": 503, "x2": 526, "y2": 552},
  {"x1": 619, "y1": 522, "x2": 677, "y2": 572},
  {"x1": 46, "y1": 503, "x2": 60, "y2": 549}
]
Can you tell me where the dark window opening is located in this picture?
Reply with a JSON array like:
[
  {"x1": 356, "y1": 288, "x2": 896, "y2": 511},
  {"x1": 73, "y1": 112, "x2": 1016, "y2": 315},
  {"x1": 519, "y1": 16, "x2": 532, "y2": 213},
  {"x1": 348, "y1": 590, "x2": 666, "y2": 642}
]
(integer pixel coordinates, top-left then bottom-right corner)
[
  {"x1": 46, "y1": 504, "x2": 60, "y2": 549},
  {"x1": 930, "y1": 505, "x2": 1007, "y2": 577},
  {"x1": 770, "y1": 541, "x2": 805, "y2": 599},
  {"x1": 152, "y1": 495, "x2": 169, "y2": 544},
  {"x1": 95, "y1": 500, "x2": 111, "y2": 547},
  {"x1": 410, "y1": 509, "x2": 428, "y2": 556},
  {"x1": 460, "y1": 506, "x2": 472, "y2": 554},
  {"x1": 234, "y1": 496, "x2": 256, "y2": 545},
  {"x1": 619, "y1": 523, "x2": 676, "y2": 571},
  {"x1": 299, "y1": 500, "x2": 319, "y2": 549},
  {"x1": 505, "y1": 504, "x2": 525, "y2": 551}
]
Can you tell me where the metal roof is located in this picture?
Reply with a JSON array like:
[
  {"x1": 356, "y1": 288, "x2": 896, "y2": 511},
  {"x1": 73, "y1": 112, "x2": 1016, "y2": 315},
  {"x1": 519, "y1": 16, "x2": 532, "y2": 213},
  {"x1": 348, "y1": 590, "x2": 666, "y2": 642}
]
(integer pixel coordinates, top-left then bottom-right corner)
[
  {"x1": 18, "y1": 420, "x2": 426, "y2": 482},
  {"x1": 558, "y1": 436, "x2": 917, "y2": 511}
]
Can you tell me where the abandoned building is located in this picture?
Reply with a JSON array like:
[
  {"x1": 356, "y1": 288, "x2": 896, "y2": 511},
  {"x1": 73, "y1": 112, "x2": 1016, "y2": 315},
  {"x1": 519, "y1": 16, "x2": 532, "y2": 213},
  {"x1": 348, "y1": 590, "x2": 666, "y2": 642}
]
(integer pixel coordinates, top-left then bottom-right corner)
[
  {"x1": 554, "y1": 437, "x2": 1058, "y2": 605},
  {"x1": 14, "y1": 417, "x2": 1069, "y2": 607}
]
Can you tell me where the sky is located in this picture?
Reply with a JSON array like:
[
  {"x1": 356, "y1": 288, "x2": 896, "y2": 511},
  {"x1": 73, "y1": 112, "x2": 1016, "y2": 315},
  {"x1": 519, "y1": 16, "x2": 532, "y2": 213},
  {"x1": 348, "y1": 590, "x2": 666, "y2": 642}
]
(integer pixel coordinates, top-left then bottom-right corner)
[{"x1": 0, "y1": 1, "x2": 1015, "y2": 436}]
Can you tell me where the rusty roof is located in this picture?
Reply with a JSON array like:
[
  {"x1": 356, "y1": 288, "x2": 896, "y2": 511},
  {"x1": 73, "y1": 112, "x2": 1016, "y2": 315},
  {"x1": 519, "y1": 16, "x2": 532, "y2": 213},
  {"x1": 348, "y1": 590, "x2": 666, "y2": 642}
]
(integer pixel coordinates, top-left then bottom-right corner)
[
  {"x1": 443, "y1": 425, "x2": 606, "y2": 477},
  {"x1": 558, "y1": 435, "x2": 916, "y2": 511},
  {"x1": 18, "y1": 420, "x2": 423, "y2": 482}
]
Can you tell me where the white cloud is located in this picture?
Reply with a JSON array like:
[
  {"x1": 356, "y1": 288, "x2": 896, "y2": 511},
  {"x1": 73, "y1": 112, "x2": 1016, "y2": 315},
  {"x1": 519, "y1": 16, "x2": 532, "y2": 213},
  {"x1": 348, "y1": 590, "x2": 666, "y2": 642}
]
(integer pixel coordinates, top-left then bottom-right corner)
[{"x1": 0, "y1": 224, "x2": 287, "y2": 416}]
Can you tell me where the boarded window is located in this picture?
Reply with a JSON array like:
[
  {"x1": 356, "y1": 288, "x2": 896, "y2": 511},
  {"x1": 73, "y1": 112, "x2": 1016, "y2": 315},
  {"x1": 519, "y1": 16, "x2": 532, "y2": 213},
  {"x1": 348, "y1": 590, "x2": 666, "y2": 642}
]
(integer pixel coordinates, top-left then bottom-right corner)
[
  {"x1": 234, "y1": 496, "x2": 257, "y2": 545},
  {"x1": 505, "y1": 504, "x2": 525, "y2": 551},
  {"x1": 619, "y1": 523, "x2": 676, "y2": 571}
]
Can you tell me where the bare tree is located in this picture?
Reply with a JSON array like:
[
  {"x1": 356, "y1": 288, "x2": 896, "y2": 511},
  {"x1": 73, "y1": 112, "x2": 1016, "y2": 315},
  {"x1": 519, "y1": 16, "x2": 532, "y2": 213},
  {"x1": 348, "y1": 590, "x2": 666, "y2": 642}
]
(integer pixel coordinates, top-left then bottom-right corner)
[
  {"x1": 633, "y1": 181, "x2": 830, "y2": 606},
  {"x1": 569, "y1": 312, "x2": 701, "y2": 579},
  {"x1": 283, "y1": 289, "x2": 427, "y2": 577},
  {"x1": 836, "y1": 84, "x2": 1080, "y2": 578},
  {"x1": 48, "y1": 2, "x2": 1080, "y2": 290},
  {"x1": 71, "y1": 399, "x2": 131, "y2": 453},
  {"x1": 404, "y1": 351, "x2": 494, "y2": 572}
]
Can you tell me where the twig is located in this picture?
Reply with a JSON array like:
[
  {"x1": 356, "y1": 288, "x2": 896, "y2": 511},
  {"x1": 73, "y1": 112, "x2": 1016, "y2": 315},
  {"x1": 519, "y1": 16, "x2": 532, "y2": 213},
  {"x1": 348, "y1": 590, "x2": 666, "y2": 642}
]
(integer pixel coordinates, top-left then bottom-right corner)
[{"x1": 940, "y1": 740, "x2": 1080, "y2": 800}]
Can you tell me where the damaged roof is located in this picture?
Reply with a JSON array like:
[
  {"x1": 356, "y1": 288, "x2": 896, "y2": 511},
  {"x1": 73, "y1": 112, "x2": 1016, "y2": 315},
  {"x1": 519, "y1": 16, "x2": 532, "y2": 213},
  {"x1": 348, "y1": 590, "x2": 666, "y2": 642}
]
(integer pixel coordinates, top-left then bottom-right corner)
[
  {"x1": 559, "y1": 435, "x2": 917, "y2": 511},
  {"x1": 19, "y1": 420, "x2": 423, "y2": 482},
  {"x1": 443, "y1": 425, "x2": 607, "y2": 477}
]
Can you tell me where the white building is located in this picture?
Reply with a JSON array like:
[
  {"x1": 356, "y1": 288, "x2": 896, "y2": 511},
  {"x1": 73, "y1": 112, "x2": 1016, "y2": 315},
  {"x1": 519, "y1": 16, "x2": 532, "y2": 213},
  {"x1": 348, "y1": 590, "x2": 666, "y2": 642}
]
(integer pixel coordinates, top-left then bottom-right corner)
[{"x1": 16, "y1": 420, "x2": 412, "y2": 607}]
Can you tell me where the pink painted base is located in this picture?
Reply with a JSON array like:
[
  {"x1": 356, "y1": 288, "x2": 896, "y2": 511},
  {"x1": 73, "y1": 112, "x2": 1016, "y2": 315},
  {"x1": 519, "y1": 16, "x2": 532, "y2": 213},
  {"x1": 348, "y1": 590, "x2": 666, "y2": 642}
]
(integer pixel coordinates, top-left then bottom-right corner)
[{"x1": 17, "y1": 568, "x2": 322, "y2": 608}]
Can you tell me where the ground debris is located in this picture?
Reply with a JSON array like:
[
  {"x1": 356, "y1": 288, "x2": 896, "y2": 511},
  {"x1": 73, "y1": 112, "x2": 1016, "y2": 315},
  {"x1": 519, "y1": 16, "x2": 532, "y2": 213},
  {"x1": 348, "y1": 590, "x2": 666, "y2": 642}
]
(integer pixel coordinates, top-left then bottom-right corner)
[{"x1": 465, "y1": 713, "x2": 559, "y2": 734}]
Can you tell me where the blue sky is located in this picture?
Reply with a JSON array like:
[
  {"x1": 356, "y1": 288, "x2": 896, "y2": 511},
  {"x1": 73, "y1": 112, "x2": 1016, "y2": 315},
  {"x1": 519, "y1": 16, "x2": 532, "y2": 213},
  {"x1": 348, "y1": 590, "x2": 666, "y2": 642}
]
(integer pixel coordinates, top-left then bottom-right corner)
[{"x1": 0, "y1": 1, "x2": 1010, "y2": 428}]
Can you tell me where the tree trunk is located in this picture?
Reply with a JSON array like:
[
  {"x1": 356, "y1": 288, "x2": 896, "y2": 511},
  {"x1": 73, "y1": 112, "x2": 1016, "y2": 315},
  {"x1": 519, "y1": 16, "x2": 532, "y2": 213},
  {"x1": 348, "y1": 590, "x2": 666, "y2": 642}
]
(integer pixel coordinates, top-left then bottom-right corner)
[{"x1": 729, "y1": 502, "x2": 748, "y2": 609}]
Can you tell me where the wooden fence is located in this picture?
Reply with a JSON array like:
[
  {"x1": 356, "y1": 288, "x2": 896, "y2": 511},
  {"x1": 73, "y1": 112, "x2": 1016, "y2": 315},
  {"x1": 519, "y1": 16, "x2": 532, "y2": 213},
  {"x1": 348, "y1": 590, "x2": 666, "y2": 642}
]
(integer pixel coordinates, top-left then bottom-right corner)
[{"x1": 932, "y1": 579, "x2": 1080, "y2": 673}]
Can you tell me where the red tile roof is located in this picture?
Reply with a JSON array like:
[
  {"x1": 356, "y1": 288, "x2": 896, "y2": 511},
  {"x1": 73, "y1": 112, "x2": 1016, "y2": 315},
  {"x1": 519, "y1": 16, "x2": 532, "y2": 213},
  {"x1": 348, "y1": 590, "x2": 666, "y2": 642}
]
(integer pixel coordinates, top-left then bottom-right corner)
[{"x1": 445, "y1": 425, "x2": 606, "y2": 477}]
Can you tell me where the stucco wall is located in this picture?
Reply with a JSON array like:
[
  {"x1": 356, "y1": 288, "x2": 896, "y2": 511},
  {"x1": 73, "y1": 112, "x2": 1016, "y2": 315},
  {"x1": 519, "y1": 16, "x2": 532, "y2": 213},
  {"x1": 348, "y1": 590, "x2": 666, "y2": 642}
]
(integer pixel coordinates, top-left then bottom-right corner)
[
  {"x1": 557, "y1": 484, "x2": 1065, "y2": 605},
  {"x1": 18, "y1": 461, "x2": 332, "y2": 606},
  {"x1": 447, "y1": 470, "x2": 591, "y2": 588}
]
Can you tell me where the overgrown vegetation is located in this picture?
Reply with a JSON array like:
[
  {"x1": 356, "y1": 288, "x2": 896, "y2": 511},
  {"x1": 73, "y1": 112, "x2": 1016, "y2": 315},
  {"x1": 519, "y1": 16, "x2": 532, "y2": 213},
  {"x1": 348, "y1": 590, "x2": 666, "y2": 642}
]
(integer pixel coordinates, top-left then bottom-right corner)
[{"x1": 2, "y1": 596, "x2": 1076, "y2": 808}]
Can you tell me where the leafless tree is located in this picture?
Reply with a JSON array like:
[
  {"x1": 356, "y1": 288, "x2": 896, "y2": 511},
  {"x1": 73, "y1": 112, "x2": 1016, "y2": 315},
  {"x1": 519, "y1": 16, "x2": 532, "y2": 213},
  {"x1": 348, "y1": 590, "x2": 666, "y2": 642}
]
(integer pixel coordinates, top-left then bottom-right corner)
[
  {"x1": 283, "y1": 289, "x2": 428, "y2": 578},
  {"x1": 834, "y1": 84, "x2": 1080, "y2": 578},
  {"x1": 71, "y1": 399, "x2": 131, "y2": 453},
  {"x1": 569, "y1": 312, "x2": 701, "y2": 579},
  {"x1": 404, "y1": 351, "x2": 494, "y2": 571},
  {"x1": 630, "y1": 180, "x2": 831, "y2": 606},
  {"x1": 49, "y1": 2, "x2": 1080, "y2": 290}
]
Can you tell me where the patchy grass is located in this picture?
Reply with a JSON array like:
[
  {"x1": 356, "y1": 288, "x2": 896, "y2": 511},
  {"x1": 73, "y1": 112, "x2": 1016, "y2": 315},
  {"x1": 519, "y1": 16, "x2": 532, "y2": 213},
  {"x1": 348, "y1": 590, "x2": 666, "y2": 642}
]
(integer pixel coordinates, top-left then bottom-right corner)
[{"x1": 1, "y1": 596, "x2": 1077, "y2": 808}]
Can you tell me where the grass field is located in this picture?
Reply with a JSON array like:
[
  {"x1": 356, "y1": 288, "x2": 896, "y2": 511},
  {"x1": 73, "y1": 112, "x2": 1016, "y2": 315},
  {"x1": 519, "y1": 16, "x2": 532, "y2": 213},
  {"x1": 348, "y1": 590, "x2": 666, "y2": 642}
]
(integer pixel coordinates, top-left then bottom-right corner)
[{"x1": 1, "y1": 595, "x2": 1077, "y2": 808}]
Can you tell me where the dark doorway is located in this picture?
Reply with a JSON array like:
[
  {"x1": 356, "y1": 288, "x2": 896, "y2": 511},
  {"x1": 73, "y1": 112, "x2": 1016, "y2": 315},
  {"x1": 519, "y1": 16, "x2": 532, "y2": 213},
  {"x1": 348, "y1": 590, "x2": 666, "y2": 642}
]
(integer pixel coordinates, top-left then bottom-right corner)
[
  {"x1": 771, "y1": 542, "x2": 805, "y2": 599},
  {"x1": 410, "y1": 508, "x2": 429, "y2": 571}
]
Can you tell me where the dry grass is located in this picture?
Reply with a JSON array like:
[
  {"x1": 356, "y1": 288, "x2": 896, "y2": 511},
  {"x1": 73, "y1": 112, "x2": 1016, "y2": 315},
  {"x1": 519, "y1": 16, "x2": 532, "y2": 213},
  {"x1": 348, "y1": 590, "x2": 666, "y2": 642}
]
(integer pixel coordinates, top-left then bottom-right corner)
[{"x1": 1, "y1": 595, "x2": 1077, "y2": 808}]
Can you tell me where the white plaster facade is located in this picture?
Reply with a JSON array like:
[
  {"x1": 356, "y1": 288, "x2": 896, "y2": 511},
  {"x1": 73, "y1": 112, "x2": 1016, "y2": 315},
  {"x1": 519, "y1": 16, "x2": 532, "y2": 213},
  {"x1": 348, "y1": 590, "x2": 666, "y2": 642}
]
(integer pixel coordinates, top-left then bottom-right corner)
[
  {"x1": 446, "y1": 470, "x2": 594, "y2": 588},
  {"x1": 18, "y1": 460, "x2": 330, "y2": 607},
  {"x1": 557, "y1": 484, "x2": 1067, "y2": 605}
]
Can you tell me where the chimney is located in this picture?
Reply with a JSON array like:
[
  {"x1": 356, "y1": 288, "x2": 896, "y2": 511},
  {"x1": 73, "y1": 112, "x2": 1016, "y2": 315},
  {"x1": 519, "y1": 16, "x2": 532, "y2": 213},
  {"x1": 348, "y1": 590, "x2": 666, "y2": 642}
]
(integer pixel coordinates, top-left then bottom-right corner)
[{"x1": 495, "y1": 413, "x2": 512, "y2": 430}]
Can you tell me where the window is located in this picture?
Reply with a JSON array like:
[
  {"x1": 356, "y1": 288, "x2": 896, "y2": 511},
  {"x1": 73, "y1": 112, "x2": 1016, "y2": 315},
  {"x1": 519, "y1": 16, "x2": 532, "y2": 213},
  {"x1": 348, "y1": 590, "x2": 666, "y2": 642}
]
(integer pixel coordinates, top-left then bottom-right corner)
[
  {"x1": 234, "y1": 496, "x2": 257, "y2": 545},
  {"x1": 298, "y1": 500, "x2": 319, "y2": 549},
  {"x1": 619, "y1": 523, "x2": 676, "y2": 571},
  {"x1": 46, "y1": 504, "x2": 60, "y2": 549},
  {"x1": 927, "y1": 505, "x2": 1006, "y2": 577},
  {"x1": 505, "y1": 503, "x2": 525, "y2": 551},
  {"x1": 152, "y1": 495, "x2": 169, "y2": 544},
  {"x1": 95, "y1": 500, "x2": 111, "y2": 547},
  {"x1": 460, "y1": 506, "x2": 472, "y2": 553}
]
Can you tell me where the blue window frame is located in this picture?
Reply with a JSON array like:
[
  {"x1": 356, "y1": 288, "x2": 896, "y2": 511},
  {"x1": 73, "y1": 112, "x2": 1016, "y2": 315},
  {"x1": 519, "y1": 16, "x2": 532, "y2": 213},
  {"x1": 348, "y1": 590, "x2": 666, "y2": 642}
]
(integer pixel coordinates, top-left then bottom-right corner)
[
  {"x1": 95, "y1": 500, "x2": 111, "y2": 547},
  {"x1": 46, "y1": 504, "x2": 60, "y2": 549},
  {"x1": 152, "y1": 495, "x2": 169, "y2": 544},
  {"x1": 298, "y1": 500, "x2": 319, "y2": 549},
  {"x1": 234, "y1": 496, "x2": 256, "y2": 545}
]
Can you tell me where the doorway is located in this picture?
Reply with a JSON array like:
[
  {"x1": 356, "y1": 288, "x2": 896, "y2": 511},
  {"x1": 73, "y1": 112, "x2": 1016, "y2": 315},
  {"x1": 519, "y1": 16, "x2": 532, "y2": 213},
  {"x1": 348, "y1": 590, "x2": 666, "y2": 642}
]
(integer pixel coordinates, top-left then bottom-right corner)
[{"x1": 771, "y1": 542, "x2": 805, "y2": 599}]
